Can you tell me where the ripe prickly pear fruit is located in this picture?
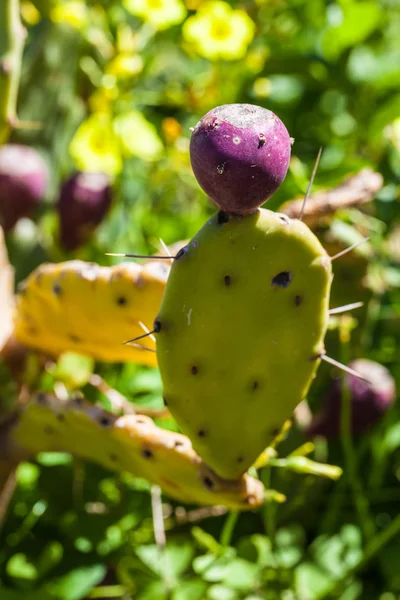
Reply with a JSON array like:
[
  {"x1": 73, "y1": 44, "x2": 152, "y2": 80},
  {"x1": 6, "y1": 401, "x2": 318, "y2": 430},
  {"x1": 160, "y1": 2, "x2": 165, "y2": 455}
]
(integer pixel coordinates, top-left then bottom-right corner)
[
  {"x1": 58, "y1": 172, "x2": 112, "y2": 250},
  {"x1": 307, "y1": 359, "x2": 396, "y2": 438},
  {"x1": 0, "y1": 144, "x2": 49, "y2": 230},
  {"x1": 189, "y1": 104, "x2": 291, "y2": 215},
  {"x1": 155, "y1": 209, "x2": 332, "y2": 480}
]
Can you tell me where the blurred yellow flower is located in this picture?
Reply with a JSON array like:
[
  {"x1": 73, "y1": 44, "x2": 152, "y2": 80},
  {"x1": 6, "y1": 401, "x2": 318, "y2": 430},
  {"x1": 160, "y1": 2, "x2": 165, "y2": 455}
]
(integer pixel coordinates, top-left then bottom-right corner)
[
  {"x1": 183, "y1": 1, "x2": 255, "y2": 61},
  {"x1": 114, "y1": 111, "x2": 164, "y2": 162},
  {"x1": 253, "y1": 77, "x2": 271, "y2": 98},
  {"x1": 124, "y1": 0, "x2": 187, "y2": 31},
  {"x1": 21, "y1": 1, "x2": 41, "y2": 25},
  {"x1": 162, "y1": 117, "x2": 182, "y2": 144},
  {"x1": 69, "y1": 114, "x2": 122, "y2": 177},
  {"x1": 106, "y1": 54, "x2": 144, "y2": 79},
  {"x1": 51, "y1": 1, "x2": 88, "y2": 30}
]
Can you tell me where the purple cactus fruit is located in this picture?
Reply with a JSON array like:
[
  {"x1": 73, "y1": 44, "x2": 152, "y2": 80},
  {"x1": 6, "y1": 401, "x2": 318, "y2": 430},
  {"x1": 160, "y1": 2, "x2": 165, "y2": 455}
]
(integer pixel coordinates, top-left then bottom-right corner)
[
  {"x1": 189, "y1": 103, "x2": 292, "y2": 215},
  {"x1": 0, "y1": 144, "x2": 49, "y2": 230},
  {"x1": 307, "y1": 359, "x2": 396, "y2": 438},
  {"x1": 58, "y1": 172, "x2": 112, "y2": 251}
]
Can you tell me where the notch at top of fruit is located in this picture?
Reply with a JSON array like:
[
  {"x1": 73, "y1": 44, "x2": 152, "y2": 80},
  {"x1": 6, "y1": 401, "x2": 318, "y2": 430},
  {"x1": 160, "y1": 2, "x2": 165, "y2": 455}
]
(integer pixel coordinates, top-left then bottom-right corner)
[{"x1": 189, "y1": 103, "x2": 292, "y2": 215}]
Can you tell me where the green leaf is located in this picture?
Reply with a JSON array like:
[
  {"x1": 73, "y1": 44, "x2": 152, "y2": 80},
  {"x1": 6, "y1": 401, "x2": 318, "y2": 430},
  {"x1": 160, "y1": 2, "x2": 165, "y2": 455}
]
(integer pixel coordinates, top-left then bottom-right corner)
[
  {"x1": 207, "y1": 584, "x2": 239, "y2": 600},
  {"x1": 51, "y1": 352, "x2": 94, "y2": 389},
  {"x1": 172, "y1": 579, "x2": 208, "y2": 600},
  {"x1": 322, "y1": 1, "x2": 381, "y2": 61},
  {"x1": 295, "y1": 563, "x2": 335, "y2": 600},
  {"x1": 220, "y1": 559, "x2": 260, "y2": 592},
  {"x1": 136, "y1": 538, "x2": 194, "y2": 579},
  {"x1": 193, "y1": 551, "x2": 236, "y2": 582},
  {"x1": 6, "y1": 553, "x2": 38, "y2": 581},
  {"x1": 48, "y1": 565, "x2": 106, "y2": 600}
]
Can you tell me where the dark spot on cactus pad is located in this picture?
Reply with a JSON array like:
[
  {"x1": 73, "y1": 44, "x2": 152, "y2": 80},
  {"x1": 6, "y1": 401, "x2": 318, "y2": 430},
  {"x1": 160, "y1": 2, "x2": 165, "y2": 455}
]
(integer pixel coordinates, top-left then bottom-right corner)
[
  {"x1": 278, "y1": 214, "x2": 290, "y2": 225},
  {"x1": 36, "y1": 393, "x2": 47, "y2": 404},
  {"x1": 136, "y1": 417, "x2": 147, "y2": 424},
  {"x1": 44, "y1": 426, "x2": 54, "y2": 435},
  {"x1": 116, "y1": 296, "x2": 127, "y2": 306},
  {"x1": 198, "y1": 429, "x2": 206, "y2": 437},
  {"x1": 175, "y1": 246, "x2": 188, "y2": 260},
  {"x1": 53, "y1": 283, "x2": 62, "y2": 295},
  {"x1": 163, "y1": 396, "x2": 168, "y2": 406},
  {"x1": 57, "y1": 413, "x2": 65, "y2": 422},
  {"x1": 270, "y1": 427, "x2": 280, "y2": 438},
  {"x1": 203, "y1": 476, "x2": 214, "y2": 490},
  {"x1": 237, "y1": 456, "x2": 244, "y2": 463},
  {"x1": 174, "y1": 440, "x2": 184, "y2": 448},
  {"x1": 217, "y1": 211, "x2": 230, "y2": 225},
  {"x1": 69, "y1": 334, "x2": 81, "y2": 343},
  {"x1": 142, "y1": 448, "x2": 153, "y2": 459},
  {"x1": 109, "y1": 454, "x2": 117, "y2": 462},
  {"x1": 272, "y1": 271, "x2": 292, "y2": 288},
  {"x1": 98, "y1": 415, "x2": 113, "y2": 428},
  {"x1": 154, "y1": 319, "x2": 162, "y2": 333},
  {"x1": 258, "y1": 133, "x2": 266, "y2": 148},
  {"x1": 191, "y1": 365, "x2": 198, "y2": 375},
  {"x1": 216, "y1": 162, "x2": 226, "y2": 175},
  {"x1": 252, "y1": 381, "x2": 259, "y2": 391},
  {"x1": 295, "y1": 295, "x2": 302, "y2": 307},
  {"x1": 224, "y1": 275, "x2": 231, "y2": 286}
]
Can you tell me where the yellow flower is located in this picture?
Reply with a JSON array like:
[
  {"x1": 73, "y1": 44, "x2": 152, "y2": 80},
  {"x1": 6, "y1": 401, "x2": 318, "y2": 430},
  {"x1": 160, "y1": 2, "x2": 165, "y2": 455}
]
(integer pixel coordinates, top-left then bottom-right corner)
[
  {"x1": 50, "y1": 1, "x2": 88, "y2": 30},
  {"x1": 21, "y1": 1, "x2": 41, "y2": 25},
  {"x1": 183, "y1": 1, "x2": 255, "y2": 61},
  {"x1": 69, "y1": 114, "x2": 122, "y2": 177},
  {"x1": 114, "y1": 111, "x2": 163, "y2": 162},
  {"x1": 124, "y1": 0, "x2": 186, "y2": 31},
  {"x1": 106, "y1": 54, "x2": 144, "y2": 79}
]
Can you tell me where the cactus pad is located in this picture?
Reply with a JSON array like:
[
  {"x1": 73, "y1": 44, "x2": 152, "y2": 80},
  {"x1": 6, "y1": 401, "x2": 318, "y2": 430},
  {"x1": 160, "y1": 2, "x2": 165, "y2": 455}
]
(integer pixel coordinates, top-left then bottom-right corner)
[
  {"x1": 156, "y1": 208, "x2": 332, "y2": 479},
  {"x1": 14, "y1": 260, "x2": 168, "y2": 364},
  {"x1": 12, "y1": 393, "x2": 265, "y2": 510}
]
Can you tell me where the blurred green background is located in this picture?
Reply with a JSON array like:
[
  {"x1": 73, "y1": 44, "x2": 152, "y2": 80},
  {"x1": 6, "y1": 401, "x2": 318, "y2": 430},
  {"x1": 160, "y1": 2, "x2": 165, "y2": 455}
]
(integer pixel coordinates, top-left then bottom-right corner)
[{"x1": 1, "y1": 0, "x2": 400, "y2": 598}]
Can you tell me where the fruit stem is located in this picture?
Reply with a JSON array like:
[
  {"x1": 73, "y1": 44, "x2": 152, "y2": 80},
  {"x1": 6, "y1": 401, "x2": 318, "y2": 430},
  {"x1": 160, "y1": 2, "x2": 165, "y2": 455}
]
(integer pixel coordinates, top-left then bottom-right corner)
[{"x1": 0, "y1": 0, "x2": 25, "y2": 142}]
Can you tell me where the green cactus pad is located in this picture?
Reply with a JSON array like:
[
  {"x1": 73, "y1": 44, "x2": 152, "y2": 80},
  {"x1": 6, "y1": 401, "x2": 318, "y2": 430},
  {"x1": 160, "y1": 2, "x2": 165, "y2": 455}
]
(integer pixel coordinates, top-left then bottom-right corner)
[{"x1": 156, "y1": 208, "x2": 332, "y2": 480}]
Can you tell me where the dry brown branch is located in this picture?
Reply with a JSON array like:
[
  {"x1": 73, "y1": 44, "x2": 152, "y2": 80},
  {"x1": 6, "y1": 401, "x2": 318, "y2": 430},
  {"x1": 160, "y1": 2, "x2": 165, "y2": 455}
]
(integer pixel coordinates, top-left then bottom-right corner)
[{"x1": 281, "y1": 168, "x2": 383, "y2": 228}]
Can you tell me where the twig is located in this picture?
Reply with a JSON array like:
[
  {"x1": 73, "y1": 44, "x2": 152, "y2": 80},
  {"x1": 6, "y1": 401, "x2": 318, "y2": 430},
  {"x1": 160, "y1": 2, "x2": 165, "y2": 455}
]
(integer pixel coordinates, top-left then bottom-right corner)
[
  {"x1": 0, "y1": 466, "x2": 17, "y2": 530},
  {"x1": 281, "y1": 169, "x2": 383, "y2": 228},
  {"x1": 0, "y1": 0, "x2": 26, "y2": 142},
  {"x1": 88, "y1": 373, "x2": 169, "y2": 419},
  {"x1": 151, "y1": 485, "x2": 172, "y2": 597}
]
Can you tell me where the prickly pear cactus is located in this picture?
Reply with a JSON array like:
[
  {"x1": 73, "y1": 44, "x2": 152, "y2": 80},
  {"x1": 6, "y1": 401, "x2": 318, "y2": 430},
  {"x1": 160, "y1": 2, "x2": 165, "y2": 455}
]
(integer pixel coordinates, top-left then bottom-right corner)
[
  {"x1": 13, "y1": 392, "x2": 265, "y2": 510},
  {"x1": 156, "y1": 209, "x2": 332, "y2": 480},
  {"x1": 14, "y1": 260, "x2": 169, "y2": 364}
]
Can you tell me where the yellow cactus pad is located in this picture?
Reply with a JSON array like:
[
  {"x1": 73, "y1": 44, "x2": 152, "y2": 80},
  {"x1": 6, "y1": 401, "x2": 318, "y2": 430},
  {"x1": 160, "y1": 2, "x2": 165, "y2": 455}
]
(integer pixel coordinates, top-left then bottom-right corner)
[
  {"x1": 12, "y1": 393, "x2": 265, "y2": 510},
  {"x1": 14, "y1": 260, "x2": 169, "y2": 364}
]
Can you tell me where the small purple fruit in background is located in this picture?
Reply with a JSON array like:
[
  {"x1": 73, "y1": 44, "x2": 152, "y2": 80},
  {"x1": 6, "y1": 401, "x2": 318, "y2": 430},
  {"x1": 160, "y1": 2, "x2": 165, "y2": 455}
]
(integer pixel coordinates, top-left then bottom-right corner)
[
  {"x1": 58, "y1": 172, "x2": 112, "y2": 251},
  {"x1": 307, "y1": 359, "x2": 396, "y2": 438},
  {"x1": 0, "y1": 144, "x2": 49, "y2": 231},
  {"x1": 189, "y1": 103, "x2": 292, "y2": 215}
]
